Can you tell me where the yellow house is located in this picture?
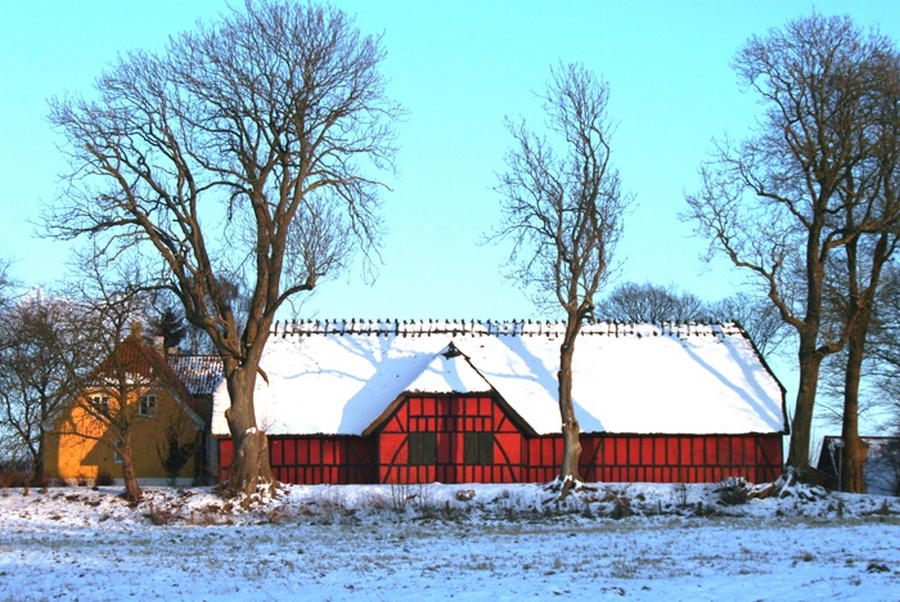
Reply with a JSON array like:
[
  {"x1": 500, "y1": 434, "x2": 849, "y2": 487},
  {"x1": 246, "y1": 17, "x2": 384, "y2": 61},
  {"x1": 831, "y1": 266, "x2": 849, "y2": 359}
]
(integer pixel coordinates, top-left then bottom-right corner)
[{"x1": 46, "y1": 330, "x2": 215, "y2": 486}]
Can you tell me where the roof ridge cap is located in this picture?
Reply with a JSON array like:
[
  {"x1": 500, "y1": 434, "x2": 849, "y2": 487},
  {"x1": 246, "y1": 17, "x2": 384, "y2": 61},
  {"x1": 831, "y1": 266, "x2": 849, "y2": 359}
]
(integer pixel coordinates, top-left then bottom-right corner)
[
  {"x1": 268, "y1": 319, "x2": 742, "y2": 338},
  {"x1": 271, "y1": 319, "x2": 573, "y2": 338}
]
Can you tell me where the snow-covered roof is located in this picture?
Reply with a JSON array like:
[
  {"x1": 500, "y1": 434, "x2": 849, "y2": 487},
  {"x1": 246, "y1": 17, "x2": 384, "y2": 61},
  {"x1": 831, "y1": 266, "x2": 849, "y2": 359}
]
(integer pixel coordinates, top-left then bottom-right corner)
[
  {"x1": 210, "y1": 320, "x2": 787, "y2": 438},
  {"x1": 168, "y1": 355, "x2": 223, "y2": 397}
]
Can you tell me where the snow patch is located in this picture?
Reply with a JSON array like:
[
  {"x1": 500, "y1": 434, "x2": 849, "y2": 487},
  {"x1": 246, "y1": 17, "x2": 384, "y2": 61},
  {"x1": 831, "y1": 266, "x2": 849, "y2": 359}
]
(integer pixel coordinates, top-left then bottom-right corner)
[{"x1": 1, "y1": 483, "x2": 898, "y2": 601}]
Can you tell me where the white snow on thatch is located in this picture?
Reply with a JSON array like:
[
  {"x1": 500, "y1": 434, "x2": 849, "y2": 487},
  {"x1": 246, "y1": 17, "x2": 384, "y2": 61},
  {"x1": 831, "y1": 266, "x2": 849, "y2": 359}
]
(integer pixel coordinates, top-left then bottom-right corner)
[{"x1": 210, "y1": 321, "x2": 786, "y2": 437}]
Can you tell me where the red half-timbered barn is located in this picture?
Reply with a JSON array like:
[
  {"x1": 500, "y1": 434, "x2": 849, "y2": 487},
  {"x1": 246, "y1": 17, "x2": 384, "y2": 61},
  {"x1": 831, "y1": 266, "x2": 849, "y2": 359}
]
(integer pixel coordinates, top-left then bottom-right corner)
[{"x1": 212, "y1": 320, "x2": 788, "y2": 485}]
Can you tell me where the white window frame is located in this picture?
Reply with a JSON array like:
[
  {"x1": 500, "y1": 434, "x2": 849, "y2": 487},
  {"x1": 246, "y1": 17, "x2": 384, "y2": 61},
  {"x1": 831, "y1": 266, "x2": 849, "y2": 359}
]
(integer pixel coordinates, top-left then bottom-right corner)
[
  {"x1": 113, "y1": 440, "x2": 123, "y2": 464},
  {"x1": 139, "y1": 394, "x2": 158, "y2": 417},
  {"x1": 90, "y1": 394, "x2": 110, "y2": 413}
]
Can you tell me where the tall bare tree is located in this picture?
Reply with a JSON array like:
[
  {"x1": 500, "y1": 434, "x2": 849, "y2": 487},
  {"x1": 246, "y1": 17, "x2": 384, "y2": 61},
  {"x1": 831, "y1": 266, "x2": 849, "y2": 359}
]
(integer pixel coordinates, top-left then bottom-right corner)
[
  {"x1": 0, "y1": 291, "x2": 91, "y2": 484},
  {"x1": 0, "y1": 261, "x2": 19, "y2": 469},
  {"x1": 493, "y1": 63, "x2": 629, "y2": 497},
  {"x1": 63, "y1": 279, "x2": 152, "y2": 502},
  {"x1": 826, "y1": 47, "x2": 900, "y2": 491},
  {"x1": 684, "y1": 13, "x2": 897, "y2": 472},
  {"x1": 867, "y1": 265, "x2": 900, "y2": 406},
  {"x1": 45, "y1": 1, "x2": 402, "y2": 499}
]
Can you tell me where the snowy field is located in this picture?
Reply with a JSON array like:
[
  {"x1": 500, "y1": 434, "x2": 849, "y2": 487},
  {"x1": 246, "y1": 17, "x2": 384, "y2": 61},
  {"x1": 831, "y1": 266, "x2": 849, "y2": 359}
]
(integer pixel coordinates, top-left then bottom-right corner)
[{"x1": 2, "y1": 481, "x2": 899, "y2": 601}]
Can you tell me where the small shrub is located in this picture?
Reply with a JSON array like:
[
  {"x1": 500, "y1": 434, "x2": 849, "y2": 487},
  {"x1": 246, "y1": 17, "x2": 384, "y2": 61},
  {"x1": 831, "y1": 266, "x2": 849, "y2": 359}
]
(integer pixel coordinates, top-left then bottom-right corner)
[
  {"x1": 693, "y1": 500, "x2": 708, "y2": 517},
  {"x1": 157, "y1": 424, "x2": 200, "y2": 486},
  {"x1": 0, "y1": 469, "x2": 32, "y2": 488},
  {"x1": 266, "y1": 505, "x2": 296, "y2": 524},
  {"x1": 389, "y1": 483, "x2": 409, "y2": 513},
  {"x1": 389, "y1": 483, "x2": 433, "y2": 514},
  {"x1": 672, "y1": 482, "x2": 692, "y2": 507},
  {"x1": 145, "y1": 502, "x2": 177, "y2": 526},
  {"x1": 594, "y1": 486, "x2": 633, "y2": 519},
  {"x1": 411, "y1": 484, "x2": 435, "y2": 513},
  {"x1": 365, "y1": 489, "x2": 391, "y2": 512},
  {"x1": 791, "y1": 551, "x2": 816, "y2": 565},
  {"x1": 717, "y1": 477, "x2": 750, "y2": 506},
  {"x1": 95, "y1": 472, "x2": 115, "y2": 486},
  {"x1": 609, "y1": 497, "x2": 633, "y2": 520},
  {"x1": 312, "y1": 487, "x2": 347, "y2": 522}
]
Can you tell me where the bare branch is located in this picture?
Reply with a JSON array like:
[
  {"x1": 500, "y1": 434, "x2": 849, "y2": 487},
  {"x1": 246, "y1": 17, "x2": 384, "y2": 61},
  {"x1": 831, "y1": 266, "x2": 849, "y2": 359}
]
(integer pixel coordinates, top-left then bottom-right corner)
[
  {"x1": 682, "y1": 12, "x2": 900, "y2": 471},
  {"x1": 43, "y1": 0, "x2": 403, "y2": 497},
  {"x1": 490, "y1": 62, "x2": 631, "y2": 494}
]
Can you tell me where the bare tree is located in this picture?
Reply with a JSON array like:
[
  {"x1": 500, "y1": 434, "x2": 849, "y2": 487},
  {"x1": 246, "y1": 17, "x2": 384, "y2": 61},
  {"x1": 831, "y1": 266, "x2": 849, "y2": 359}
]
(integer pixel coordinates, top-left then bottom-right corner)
[
  {"x1": 840, "y1": 46, "x2": 900, "y2": 492},
  {"x1": 492, "y1": 63, "x2": 629, "y2": 498},
  {"x1": 597, "y1": 282, "x2": 787, "y2": 358},
  {"x1": 820, "y1": 50, "x2": 900, "y2": 491},
  {"x1": 0, "y1": 290, "x2": 92, "y2": 485},
  {"x1": 867, "y1": 264, "x2": 900, "y2": 405},
  {"x1": 706, "y1": 292, "x2": 787, "y2": 358},
  {"x1": 597, "y1": 281, "x2": 706, "y2": 324},
  {"x1": 856, "y1": 268, "x2": 900, "y2": 491},
  {"x1": 684, "y1": 13, "x2": 897, "y2": 472},
  {"x1": 0, "y1": 261, "x2": 20, "y2": 471},
  {"x1": 51, "y1": 270, "x2": 155, "y2": 501},
  {"x1": 0, "y1": 260, "x2": 12, "y2": 312},
  {"x1": 45, "y1": 1, "x2": 402, "y2": 499}
]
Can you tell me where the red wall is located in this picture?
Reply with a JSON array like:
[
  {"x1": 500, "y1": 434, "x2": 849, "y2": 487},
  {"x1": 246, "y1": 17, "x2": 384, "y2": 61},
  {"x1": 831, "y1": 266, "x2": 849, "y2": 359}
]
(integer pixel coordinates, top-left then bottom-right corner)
[
  {"x1": 378, "y1": 396, "x2": 525, "y2": 484},
  {"x1": 218, "y1": 436, "x2": 376, "y2": 485},
  {"x1": 525, "y1": 434, "x2": 782, "y2": 484},
  {"x1": 217, "y1": 395, "x2": 783, "y2": 485}
]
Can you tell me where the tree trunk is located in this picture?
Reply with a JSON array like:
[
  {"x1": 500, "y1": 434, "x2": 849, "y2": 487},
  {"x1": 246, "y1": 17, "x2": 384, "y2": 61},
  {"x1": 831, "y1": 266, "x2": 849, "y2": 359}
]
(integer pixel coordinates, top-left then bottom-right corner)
[
  {"x1": 556, "y1": 320, "x2": 582, "y2": 498},
  {"x1": 35, "y1": 427, "x2": 46, "y2": 480},
  {"x1": 840, "y1": 318, "x2": 868, "y2": 493},
  {"x1": 840, "y1": 417, "x2": 869, "y2": 493},
  {"x1": 839, "y1": 360, "x2": 869, "y2": 493},
  {"x1": 788, "y1": 332, "x2": 825, "y2": 471},
  {"x1": 838, "y1": 233, "x2": 889, "y2": 493},
  {"x1": 119, "y1": 439, "x2": 142, "y2": 502},
  {"x1": 223, "y1": 365, "x2": 275, "y2": 501},
  {"x1": 786, "y1": 209, "x2": 833, "y2": 474},
  {"x1": 28, "y1": 430, "x2": 47, "y2": 493}
]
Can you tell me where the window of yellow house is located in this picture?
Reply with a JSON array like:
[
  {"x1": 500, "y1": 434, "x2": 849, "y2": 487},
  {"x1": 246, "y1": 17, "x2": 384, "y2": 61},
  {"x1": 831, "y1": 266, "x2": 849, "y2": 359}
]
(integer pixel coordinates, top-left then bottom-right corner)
[
  {"x1": 114, "y1": 440, "x2": 123, "y2": 464},
  {"x1": 140, "y1": 394, "x2": 158, "y2": 417},
  {"x1": 91, "y1": 394, "x2": 110, "y2": 411}
]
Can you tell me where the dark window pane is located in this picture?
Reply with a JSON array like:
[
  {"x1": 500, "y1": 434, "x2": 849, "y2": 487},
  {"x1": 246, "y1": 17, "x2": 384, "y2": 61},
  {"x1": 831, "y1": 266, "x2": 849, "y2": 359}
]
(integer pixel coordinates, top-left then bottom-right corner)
[
  {"x1": 408, "y1": 432, "x2": 436, "y2": 465},
  {"x1": 464, "y1": 432, "x2": 493, "y2": 466}
]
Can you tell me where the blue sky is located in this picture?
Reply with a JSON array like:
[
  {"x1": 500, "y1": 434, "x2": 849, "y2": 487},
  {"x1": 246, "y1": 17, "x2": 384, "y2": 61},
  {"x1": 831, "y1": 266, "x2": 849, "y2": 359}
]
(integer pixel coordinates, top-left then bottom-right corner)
[{"x1": 2, "y1": 0, "x2": 899, "y2": 325}]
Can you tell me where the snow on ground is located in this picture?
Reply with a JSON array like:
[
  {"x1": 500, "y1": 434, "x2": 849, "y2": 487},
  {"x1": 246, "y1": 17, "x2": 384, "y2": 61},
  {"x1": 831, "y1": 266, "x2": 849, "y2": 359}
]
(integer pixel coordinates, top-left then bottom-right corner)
[{"x1": 2, "y1": 481, "x2": 899, "y2": 601}]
